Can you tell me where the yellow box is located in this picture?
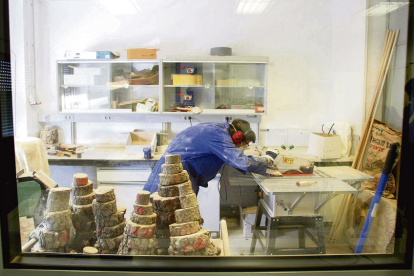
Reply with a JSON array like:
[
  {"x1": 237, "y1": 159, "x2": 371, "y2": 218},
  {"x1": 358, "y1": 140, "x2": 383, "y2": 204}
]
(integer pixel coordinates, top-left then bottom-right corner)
[
  {"x1": 171, "y1": 74, "x2": 202, "y2": 85},
  {"x1": 216, "y1": 78, "x2": 238, "y2": 86},
  {"x1": 127, "y1": 48, "x2": 157, "y2": 59}
]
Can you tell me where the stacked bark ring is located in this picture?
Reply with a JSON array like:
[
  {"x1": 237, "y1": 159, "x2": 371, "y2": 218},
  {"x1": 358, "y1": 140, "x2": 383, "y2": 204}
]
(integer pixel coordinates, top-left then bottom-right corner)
[
  {"x1": 149, "y1": 154, "x2": 194, "y2": 255},
  {"x1": 165, "y1": 155, "x2": 220, "y2": 256},
  {"x1": 33, "y1": 187, "x2": 74, "y2": 253},
  {"x1": 118, "y1": 191, "x2": 158, "y2": 255},
  {"x1": 93, "y1": 187, "x2": 126, "y2": 254},
  {"x1": 70, "y1": 173, "x2": 96, "y2": 252}
]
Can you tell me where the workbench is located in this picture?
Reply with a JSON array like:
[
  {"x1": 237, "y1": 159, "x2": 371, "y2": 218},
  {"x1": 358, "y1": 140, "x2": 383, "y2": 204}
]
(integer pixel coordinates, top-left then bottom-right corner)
[{"x1": 250, "y1": 166, "x2": 374, "y2": 255}]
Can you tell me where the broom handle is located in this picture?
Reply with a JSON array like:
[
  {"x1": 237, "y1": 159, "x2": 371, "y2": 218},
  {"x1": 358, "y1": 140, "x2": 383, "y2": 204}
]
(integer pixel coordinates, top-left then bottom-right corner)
[{"x1": 354, "y1": 143, "x2": 399, "y2": 253}]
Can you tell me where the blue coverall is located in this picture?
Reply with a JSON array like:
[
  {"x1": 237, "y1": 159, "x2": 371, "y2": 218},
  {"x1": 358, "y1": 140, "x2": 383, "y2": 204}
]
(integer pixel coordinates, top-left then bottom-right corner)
[{"x1": 143, "y1": 122, "x2": 269, "y2": 194}]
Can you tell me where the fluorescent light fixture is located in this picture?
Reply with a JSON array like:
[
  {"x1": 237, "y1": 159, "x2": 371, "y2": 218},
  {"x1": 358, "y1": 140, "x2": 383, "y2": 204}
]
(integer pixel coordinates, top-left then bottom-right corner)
[
  {"x1": 99, "y1": 0, "x2": 140, "y2": 15},
  {"x1": 236, "y1": 0, "x2": 273, "y2": 14},
  {"x1": 364, "y1": 2, "x2": 408, "y2": 16}
]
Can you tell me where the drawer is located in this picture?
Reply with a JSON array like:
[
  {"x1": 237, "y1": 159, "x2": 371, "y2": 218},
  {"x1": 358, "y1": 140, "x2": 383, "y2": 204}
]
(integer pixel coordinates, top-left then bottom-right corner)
[{"x1": 97, "y1": 167, "x2": 151, "y2": 183}]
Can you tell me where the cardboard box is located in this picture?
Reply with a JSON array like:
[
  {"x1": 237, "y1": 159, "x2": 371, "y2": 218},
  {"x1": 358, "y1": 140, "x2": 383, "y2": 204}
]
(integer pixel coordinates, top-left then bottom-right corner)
[
  {"x1": 96, "y1": 51, "x2": 119, "y2": 59},
  {"x1": 171, "y1": 74, "x2": 202, "y2": 85},
  {"x1": 125, "y1": 132, "x2": 157, "y2": 155},
  {"x1": 308, "y1": 132, "x2": 342, "y2": 159},
  {"x1": 216, "y1": 78, "x2": 238, "y2": 86},
  {"x1": 127, "y1": 48, "x2": 157, "y2": 59},
  {"x1": 65, "y1": 51, "x2": 97, "y2": 60},
  {"x1": 239, "y1": 206, "x2": 265, "y2": 238}
]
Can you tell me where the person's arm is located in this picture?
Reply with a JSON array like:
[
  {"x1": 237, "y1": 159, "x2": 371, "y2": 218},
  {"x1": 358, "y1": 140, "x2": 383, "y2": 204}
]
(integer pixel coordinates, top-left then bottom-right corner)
[{"x1": 207, "y1": 132, "x2": 268, "y2": 175}]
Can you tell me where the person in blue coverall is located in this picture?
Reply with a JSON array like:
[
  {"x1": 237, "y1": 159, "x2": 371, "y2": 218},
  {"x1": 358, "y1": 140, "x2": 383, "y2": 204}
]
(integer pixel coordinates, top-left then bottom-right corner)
[{"x1": 143, "y1": 119, "x2": 276, "y2": 195}]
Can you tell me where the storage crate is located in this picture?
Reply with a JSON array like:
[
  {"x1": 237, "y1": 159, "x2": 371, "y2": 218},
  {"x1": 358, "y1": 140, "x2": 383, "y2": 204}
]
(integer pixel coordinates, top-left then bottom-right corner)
[
  {"x1": 308, "y1": 132, "x2": 342, "y2": 159},
  {"x1": 125, "y1": 132, "x2": 157, "y2": 155},
  {"x1": 127, "y1": 48, "x2": 157, "y2": 59},
  {"x1": 171, "y1": 74, "x2": 202, "y2": 85}
]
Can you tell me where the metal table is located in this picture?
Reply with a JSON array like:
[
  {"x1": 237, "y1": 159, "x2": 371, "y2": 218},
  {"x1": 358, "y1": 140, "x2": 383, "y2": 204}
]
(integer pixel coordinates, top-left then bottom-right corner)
[{"x1": 250, "y1": 166, "x2": 373, "y2": 255}]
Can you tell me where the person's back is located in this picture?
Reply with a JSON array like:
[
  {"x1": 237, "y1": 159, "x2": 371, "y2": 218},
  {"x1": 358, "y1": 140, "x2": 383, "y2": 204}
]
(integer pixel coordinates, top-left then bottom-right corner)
[{"x1": 143, "y1": 121, "x2": 270, "y2": 194}]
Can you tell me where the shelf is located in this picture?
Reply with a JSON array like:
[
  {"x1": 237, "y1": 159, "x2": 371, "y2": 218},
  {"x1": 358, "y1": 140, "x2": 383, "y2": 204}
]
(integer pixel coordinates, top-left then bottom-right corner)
[
  {"x1": 215, "y1": 86, "x2": 265, "y2": 88},
  {"x1": 164, "y1": 85, "x2": 206, "y2": 88},
  {"x1": 61, "y1": 84, "x2": 108, "y2": 88}
]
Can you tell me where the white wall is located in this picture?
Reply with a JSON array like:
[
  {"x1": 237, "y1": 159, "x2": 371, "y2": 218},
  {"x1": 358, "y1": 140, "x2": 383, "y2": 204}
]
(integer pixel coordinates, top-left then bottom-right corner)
[
  {"x1": 11, "y1": 0, "x2": 368, "y2": 146},
  {"x1": 331, "y1": 0, "x2": 367, "y2": 137},
  {"x1": 364, "y1": 0, "x2": 409, "y2": 133}
]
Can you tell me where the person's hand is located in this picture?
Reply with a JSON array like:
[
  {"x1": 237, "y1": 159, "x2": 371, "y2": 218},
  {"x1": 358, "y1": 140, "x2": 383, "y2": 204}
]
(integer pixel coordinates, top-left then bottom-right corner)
[
  {"x1": 265, "y1": 155, "x2": 274, "y2": 167},
  {"x1": 266, "y1": 148, "x2": 279, "y2": 159}
]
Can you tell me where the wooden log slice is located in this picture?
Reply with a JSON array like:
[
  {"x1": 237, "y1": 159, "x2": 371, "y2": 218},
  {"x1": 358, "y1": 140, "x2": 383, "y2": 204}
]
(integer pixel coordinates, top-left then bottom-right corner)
[
  {"x1": 156, "y1": 248, "x2": 169, "y2": 255},
  {"x1": 72, "y1": 203, "x2": 93, "y2": 216},
  {"x1": 44, "y1": 209, "x2": 72, "y2": 232},
  {"x1": 159, "y1": 171, "x2": 189, "y2": 186},
  {"x1": 95, "y1": 207, "x2": 126, "y2": 229},
  {"x1": 72, "y1": 211, "x2": 95, "y2": 231},
  {"x1": 73, "y1": 173, "x2": 88, "y2": 186},
  {"x1": 135, "y1": 190, "x2": 150, "y2": 205},
  {"x1": 124, "y1": 220, "x2": 156, "y2": 238},
  {"x1": 133, "y1": 203, "x2": 153, "y2": 215},
  {"x1": 177, "y1": 181, "x2": 194, "y2": 196},
  {"x1": 152, "y1": 193, "x2": 181, "y2": 212},
  {"x1": 118, "y1": 247, "x2": 157, "y2": 256},
  {"x1": 46, "y1": 187, "x2": 71, "y2": 212},
  {"x1": 71, "y1": 192, "x2": 95, "y2": 205},
  {"x1": 97, "y1": 234, "x2": 123, "y2": 251},
  {"x1": 175, "y1": 206, "x2": 204, "y2": 225},
  {"x1": 31, "y1": 242, "x2": 69, "y2": 253},
  {"x1": 120, "y1": 234, "x2": 157, "y2": 251},
  {"x1": 97, "y1": 221, "x2": 126, "y2": 238},
  {"x1": 95, "y1": 187, "x2": 116, "y2": 203},
  {"x1": 39, "y1": 228, "x2": 72, "y2": 249},
  {"x1": 83, "y1": 246, "x2": 98, "y2": 254},
  {"x1": 155, "y1": 210, "x2": 176, "y2": 228},
  {"x1": 92, "y1": 199, "x2": 117, "y2": 217},
  {"x1": 168, "y1": 242, "x2": 220, "y2": 256},
  {"x1": 170, "y1": 229, "x2": 211, "y2": 253},
  {"x1": 165, "y1": 154, "x2": 181, "y2": 164},
  {"x1": 161, "y1": 163, "x2": 183, "y2": 174},
  {"x1": 130, "y1": 212, "x2": 157, "y2": 225},
  {"x1": 157, "y1": 181, "x2": 193, "y2": 197},
  {"x1": 100, "y1": 249, "x2": 119, "y2": 254},
  {"x1": 71, "y1": 180, "x2": 94, "y2": 196},
  {"x1": 169, "y1": 221, "x2": 201, "y2": 237},
  {"x1": 179, "y1": 193, "x2": 198, "y2": 209}
]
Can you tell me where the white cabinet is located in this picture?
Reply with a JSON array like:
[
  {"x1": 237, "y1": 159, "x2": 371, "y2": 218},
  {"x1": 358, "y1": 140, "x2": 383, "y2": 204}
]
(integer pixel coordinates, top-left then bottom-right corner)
[
  {"x1": 58, "y1": 60, "x2": 160, "y2": 113},
  {"x1": 57, "y1": 57, "x2": 268, "y2": 116}
]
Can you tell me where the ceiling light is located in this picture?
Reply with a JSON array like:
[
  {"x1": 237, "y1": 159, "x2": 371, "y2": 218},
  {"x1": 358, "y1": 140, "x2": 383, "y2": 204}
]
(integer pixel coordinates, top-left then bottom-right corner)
[
  {"x1": 364, "y1": 2, "x2": 408, "y2": 16},
  {"x1": 99, "y1": 0, "x2": 140, "y2": 15},
  {"x1": 236, "y1": 0, "x2": 273, "y2": 14}
]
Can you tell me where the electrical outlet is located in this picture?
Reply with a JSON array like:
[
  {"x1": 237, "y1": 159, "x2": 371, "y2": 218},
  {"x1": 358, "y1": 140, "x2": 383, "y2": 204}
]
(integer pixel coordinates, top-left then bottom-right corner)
[
  {"x1": 224, "y1": 116, "x2": 233, "y2": 122},
  {"x1": 183, "y1": 115, "x2": 193, "y2": 121}
]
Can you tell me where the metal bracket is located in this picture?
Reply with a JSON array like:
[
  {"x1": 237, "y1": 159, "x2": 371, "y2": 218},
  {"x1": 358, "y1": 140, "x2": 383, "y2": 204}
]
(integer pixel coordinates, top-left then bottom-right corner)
[
  {"x1": 314, "y1": 193, "x2": 339, "y2": 214},
  {"x1": 287, "y1": 193, "x2": 307, "y2": 215}
]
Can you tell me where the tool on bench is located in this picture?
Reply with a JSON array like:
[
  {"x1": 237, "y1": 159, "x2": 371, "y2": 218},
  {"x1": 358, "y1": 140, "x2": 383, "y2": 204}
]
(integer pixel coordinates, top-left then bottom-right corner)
[{"x1": 296, "y1": 181, "x2": 317, "y2": 186}]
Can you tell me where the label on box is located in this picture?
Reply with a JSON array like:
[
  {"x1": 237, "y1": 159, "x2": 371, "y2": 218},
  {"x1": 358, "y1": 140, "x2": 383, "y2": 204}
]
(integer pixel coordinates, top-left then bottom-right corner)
[{"x1": 283, "y1": 157, "x2": 294, "y2": 164}]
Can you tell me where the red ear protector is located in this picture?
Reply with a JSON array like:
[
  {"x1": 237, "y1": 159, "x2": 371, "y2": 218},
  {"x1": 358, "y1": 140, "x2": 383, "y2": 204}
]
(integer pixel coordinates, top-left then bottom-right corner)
[{"x1": 230, "y1": 124, "x2": 244, "y2": 144}]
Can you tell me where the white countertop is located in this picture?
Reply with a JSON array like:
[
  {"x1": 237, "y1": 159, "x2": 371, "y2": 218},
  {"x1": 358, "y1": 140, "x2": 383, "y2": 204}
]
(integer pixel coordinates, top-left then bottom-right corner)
[{"x1": 47, "y1": 146, "x2": 165, "y2": 161}]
